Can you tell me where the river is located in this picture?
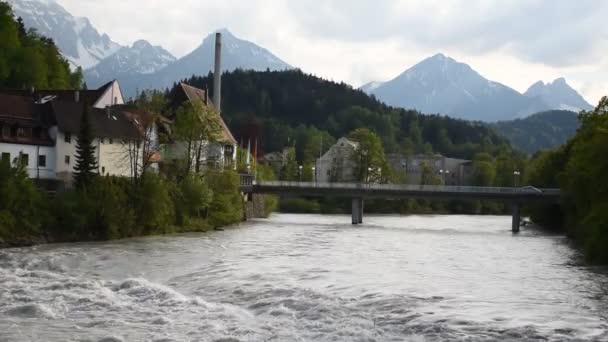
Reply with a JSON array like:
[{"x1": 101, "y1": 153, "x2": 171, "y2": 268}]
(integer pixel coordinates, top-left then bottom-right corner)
[{"x1": 1, "y1": 214, "x2": 607, "y2": 341}]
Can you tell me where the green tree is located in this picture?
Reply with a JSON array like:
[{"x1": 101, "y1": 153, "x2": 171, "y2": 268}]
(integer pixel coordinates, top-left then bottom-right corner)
[
  {"x1": 173, "y1": 100, "x2": 223, "y2": 175},
  {"x1": 561, "y1": 97, "x2": 608, "y2": 263},
  {"x1": 207, "y1": 170, "x2": 243, "y2": 227},
  {"x1": 73, "y1": 105, "x2": 98, "y2": 189},
  {"x1": 420, "y1": 162, "x2": 441, "y2": 185},
  {"x1": 0, "y1": 157, "x2": 43, "y2": 243},
  {"x1": 471, "y1": 153, "x2": 496, "y2": 186},
  {"x1": 348, "y1": 128, "x2": 387, "y2": 183}
]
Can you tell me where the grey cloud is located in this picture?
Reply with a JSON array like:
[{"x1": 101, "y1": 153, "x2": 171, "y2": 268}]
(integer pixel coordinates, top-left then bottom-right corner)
[{"x1": 285, "y1": 0, "x2": 608, "y2": 67}]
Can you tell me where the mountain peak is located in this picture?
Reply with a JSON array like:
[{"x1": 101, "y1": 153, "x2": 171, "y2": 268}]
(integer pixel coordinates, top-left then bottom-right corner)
[
  {"x1": 553, "y1": 77, "x2": 567, "y2": 85},
  {"x1": 524, "y1": 77, "x2": 593, "y2": 112},
  {"x1": 430, "y1": 53, "x2": 448, "y2": 60},
  {"x1": 132, "y1": 39, "x2": 152, "y2": 49}
]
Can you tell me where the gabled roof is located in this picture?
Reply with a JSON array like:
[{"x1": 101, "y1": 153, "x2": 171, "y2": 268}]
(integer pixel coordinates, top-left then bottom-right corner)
[
  {"x1": 0, "y1": 81, "x2": 114, "y2": 108},
  {"x1": 51, "y1": 101, "x2": 142, "y2": 140},
  {"x1": 0, "y1": 94, "x2": 54, "y2": 146},
  {"x1": 336, "y1": 137, "x2": 359, "y2": 149},
  {"x1": 177, "y1": 83, "x2": 237, "y2": 145},
  {"x1": 0, "y1": 94, "x2": 39, "y2": 120}
]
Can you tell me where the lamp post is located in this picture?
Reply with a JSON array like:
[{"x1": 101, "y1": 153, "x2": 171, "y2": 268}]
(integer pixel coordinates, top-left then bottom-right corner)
[
  {"x1": 513, "y1": 171, "x2": 521, "y2": 187},
  {"x1": 312, "y1": 166, "x2": 316, "y2": 184},
  {"x1": 298, "y1": 165, "x2": 303, "y2": 182},
  {"x1": 367, "y1": 167, "x2": 373, "y2": 184}
]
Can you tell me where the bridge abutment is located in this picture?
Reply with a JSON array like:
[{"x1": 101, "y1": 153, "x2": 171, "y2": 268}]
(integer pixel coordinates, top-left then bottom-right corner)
[
  {"x1": 512, "y1": 202, "x2": 521, "y2": 233},
  {"x1": 352, "y1": 198, "x2": 363, "y2": 225}
]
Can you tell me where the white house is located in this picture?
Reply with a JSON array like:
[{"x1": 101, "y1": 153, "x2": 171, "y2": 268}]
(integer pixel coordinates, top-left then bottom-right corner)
[
  {"x1": 316, "y1": 137, "x2": 359, "y2": 183},
  {"x1": 0, "y1": 94, "x2": 56, "y2": 179},
  {"x1": 0, "y1": 81, "x2": 153, "y2": 186}
]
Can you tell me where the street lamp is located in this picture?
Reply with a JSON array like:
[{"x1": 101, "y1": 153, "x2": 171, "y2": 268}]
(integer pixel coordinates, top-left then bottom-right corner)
[
  {"x1": 367, "y1": 167, "x2": 373, "y2": 184},
  {"x1": 298, "y1": 165, "x2": 303, "y2": 182},
  {"x1": 513, "y1": 171, "x2": 521, "y2": 187},
  {"x1": 312, "y1": 166, "x2": 316, "y2": 184},
  {"x1": 439, "y1": 169, "x2": 450, "y2": 185}
]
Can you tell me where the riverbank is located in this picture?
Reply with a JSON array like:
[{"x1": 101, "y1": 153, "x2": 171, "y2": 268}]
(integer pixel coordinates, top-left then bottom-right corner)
[{"x1": 0, "y1": 161, "x2": 271, "y2": 249}]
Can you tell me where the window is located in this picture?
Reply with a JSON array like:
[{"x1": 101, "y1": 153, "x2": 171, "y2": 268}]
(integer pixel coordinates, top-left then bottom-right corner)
[
  {"x1": 65, "y1": 132, "x2": 71, "y2": 143},
  {"x1": 108, "y1": 138, "x2": 113, "y2": 144},
  {"x1": 38, "y1": 155, "x2": 46, "y2": 167},
  {"x1": 100, "y1": 137, "x2": 105, "y2": 144},
  {"x1": 1, "y1": 125, "x2": 9, "y2": 138},
  {"x1": 1, "y1": 152, "x2": 9, "y2": 163},
  {"x1": 20, "y1": 154, "x2": 28, "y2": 166},
  {"x1": 17, "y1": 128, "x2": 25, "y2": 137},
  {"x1": 65, "y1": 155, "x2": 70, "y2": 165},
  {"x1": 33, "y1": 127, "x2": 42, "y2": 138},
  {"x1": 101, "y1": 166, "x2": 106, "y2": 174}
]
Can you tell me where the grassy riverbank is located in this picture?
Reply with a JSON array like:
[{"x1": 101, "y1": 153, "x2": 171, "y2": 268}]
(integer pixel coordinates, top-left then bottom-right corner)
[{"x1": 0, "y1": 160, "x2": 251, "y2": 248}]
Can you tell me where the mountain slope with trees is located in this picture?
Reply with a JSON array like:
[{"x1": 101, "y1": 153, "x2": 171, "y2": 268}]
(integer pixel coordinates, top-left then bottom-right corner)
[
  {"x1": 492, "y1": 110, "x2": 580, "y2": 154},
  {"x1": 0, "y1": 1, "x2": 82, "y2": 89},
  {"x1": 173, "y1": 69, "x2": 513, "y2": 162}
]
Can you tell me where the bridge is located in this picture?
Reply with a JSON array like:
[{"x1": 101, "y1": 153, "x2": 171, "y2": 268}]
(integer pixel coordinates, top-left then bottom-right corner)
[{"x1": 239, "y1": 176, "x2": 561, "y2": 233}]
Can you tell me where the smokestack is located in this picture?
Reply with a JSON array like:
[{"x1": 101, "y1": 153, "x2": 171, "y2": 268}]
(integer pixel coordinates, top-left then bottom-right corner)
[
  {"x1": 213, "y1": 32, "x2": 222, "y2": 112},
  {"x1": 74, "y1": 90, "x2": 80, "y2": 102}
]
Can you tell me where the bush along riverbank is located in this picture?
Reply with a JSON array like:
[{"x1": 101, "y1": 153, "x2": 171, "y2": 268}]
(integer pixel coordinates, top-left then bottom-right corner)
[
  {"x1": 526, "y1": 97, "x2": 608, "y2": 264},
  {"x1": 0, "y1": 160, "x2": 259, "y2": 247}
]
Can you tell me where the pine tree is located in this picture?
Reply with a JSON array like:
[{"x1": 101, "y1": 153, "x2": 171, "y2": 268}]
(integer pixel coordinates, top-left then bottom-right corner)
[{"x1": 73, "y1": 104, "x2": 98, "y2": 189}]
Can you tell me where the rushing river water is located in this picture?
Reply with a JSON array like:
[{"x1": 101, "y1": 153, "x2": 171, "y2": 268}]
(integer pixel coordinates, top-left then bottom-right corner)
[{"x1": 1, "y1": 214, "x2": 608, "y2": 341}]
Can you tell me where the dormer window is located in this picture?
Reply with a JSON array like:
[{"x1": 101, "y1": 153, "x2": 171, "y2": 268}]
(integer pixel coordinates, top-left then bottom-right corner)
[{"x1": 65, "y1": 132, "x2": 72, "y2": 143}]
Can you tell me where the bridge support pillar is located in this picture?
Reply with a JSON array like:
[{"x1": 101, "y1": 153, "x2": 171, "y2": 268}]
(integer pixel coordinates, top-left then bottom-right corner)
[
  {"x1": 352, "y1": 198, "x2": 363, "y2": 225},
  {"x1": 512, "y1": 202, "x2": 521, "y2": 233}
]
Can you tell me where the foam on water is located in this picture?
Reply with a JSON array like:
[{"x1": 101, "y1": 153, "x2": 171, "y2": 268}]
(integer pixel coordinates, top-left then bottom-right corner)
[{"x1": 1, "y1": 214, "x2": 607, "y2": 341}]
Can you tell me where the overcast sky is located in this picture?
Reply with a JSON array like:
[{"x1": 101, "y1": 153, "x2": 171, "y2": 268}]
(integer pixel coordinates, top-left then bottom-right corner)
[{"x1": 58, "y1": 0, "x2": 607, "y2": 104}]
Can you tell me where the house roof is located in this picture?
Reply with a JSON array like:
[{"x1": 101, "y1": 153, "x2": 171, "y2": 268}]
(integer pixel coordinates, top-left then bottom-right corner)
[
  {"x1": 0, "y1": 81, "x2": 114, "y2": 107},
  {"x1": 336, "y1": 137, "x2": 359, "y2": 149},
  {"x1": 0, "y1": 94, "x2": 54, "y2": 146},
  {"x1": 177, "y1": 83, "x2": 237, "y2": 145},
  {"x1": 51, "y1": 101, "x2": 142, "y2": 140},
  {"x1": 0, "y1": 94, "x2": 39, "y2": 120}
]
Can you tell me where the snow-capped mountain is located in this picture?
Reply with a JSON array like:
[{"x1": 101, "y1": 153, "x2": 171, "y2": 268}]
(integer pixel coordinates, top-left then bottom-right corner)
[
  {"x1": 117, "y1": 29, "x2": 293, "y2": 97},
  {"x1": 524, "y1": 78, "x2": 593, "y2": 112},
  {"x1": 364, "y1": 53, "x2": 546, "y2": 122},
  {"x1": 6, "y1": 0, "x2": 121, "y2": 69},
  {"x1": 84, "y1": 40, "x2": 176, "y2": 89}
]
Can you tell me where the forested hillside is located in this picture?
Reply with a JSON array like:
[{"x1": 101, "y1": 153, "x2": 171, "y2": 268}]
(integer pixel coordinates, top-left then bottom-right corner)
[
  {"x1": 492, "y1": 110, "x2": 579, "y2": 154},
  {"x1": 171, "y1": 69, "x2": 512, "y2": 161},
  {"x1": 0, "y1": 1, "x2": 82, "y2": 89}
]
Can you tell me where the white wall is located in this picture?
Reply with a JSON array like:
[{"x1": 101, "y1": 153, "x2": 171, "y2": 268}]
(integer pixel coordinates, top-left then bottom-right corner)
[
  {"x1": 94, "y1": 80, "x2": 125, "y2": 108},
  {"x1": 0, "y1": 142, "x2": 56, "y2": 179},
  {"x1": 316, "y1": 138, "x2": 357, "y2": 183},
  {"x1": 55, "y1": 127, "x2": 143, "y2": 182}
]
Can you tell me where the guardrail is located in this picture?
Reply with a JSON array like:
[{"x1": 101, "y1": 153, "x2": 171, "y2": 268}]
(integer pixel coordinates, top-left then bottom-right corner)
[{"x1": 250, "y1": 181, "x2": 560, "y2": 196}]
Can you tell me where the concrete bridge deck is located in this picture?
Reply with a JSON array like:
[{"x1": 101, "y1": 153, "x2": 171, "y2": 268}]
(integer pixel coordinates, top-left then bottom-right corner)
[{"x1": 240, "y1": 178, "x2": 561, "y2": 232}]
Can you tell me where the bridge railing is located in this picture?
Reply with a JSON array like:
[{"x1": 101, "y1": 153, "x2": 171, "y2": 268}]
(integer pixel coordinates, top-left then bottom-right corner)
[{"x1": 253, "y1": 181, "x2": 560, "y2": 195}]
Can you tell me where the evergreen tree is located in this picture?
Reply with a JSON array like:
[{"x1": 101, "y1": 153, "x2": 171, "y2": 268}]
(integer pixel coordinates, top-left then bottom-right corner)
[{"x1": 73, "y1": 105, "x2": 98, "y2": 189}]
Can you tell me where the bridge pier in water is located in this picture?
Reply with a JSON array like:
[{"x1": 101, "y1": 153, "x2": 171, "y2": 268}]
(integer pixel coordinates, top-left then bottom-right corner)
[
  {"x1": 352, "y1": 198, "x2": 364, "y2": 225},
  {"x1": 512, "y1": 202, "x2": 521, "y2": 233}
]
